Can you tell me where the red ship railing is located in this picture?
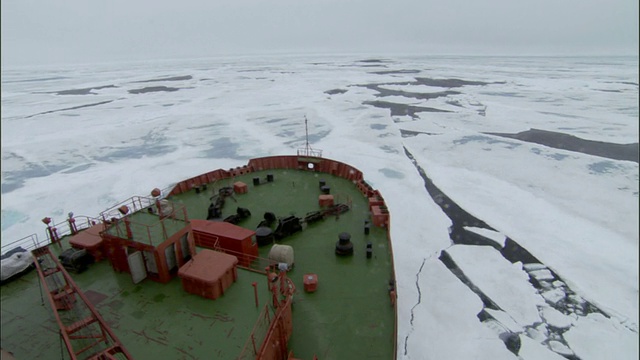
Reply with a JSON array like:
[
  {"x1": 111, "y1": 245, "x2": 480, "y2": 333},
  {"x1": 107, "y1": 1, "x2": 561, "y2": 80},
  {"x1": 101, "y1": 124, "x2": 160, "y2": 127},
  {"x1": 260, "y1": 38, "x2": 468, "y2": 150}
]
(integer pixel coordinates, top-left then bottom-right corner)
[
  {"x1": 99, "y1": 196, "x2": 188, "y2": 246},
  {"x1": 1, "y1": 233, "x2": 42, "y2": 253},
  {"x1": 237, "y1": 269, "x2": 296, "y2": 360}
]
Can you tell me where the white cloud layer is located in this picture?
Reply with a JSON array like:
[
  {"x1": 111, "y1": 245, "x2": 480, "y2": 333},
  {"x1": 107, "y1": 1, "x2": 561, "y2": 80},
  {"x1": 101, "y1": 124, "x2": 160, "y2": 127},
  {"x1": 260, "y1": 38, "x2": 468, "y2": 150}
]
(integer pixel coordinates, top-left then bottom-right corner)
[{"x1": 2, "y1": 0, "x2": 638, "y2": 67}]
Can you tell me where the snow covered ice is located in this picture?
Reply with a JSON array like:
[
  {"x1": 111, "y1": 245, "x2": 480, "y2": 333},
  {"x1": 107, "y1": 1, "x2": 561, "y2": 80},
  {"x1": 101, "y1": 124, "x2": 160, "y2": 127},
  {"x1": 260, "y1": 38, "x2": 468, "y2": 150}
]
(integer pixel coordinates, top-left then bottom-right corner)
[{"x1": 1, "y1": 55, "x2": 638, "y2": 359}]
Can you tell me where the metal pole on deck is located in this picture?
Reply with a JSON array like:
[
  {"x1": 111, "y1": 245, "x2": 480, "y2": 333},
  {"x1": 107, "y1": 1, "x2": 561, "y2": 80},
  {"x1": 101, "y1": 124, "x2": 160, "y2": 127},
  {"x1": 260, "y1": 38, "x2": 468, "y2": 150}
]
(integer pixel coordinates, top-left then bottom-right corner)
[{"x1": 252, "y1": 282, "x2": 259, "y2": 308}]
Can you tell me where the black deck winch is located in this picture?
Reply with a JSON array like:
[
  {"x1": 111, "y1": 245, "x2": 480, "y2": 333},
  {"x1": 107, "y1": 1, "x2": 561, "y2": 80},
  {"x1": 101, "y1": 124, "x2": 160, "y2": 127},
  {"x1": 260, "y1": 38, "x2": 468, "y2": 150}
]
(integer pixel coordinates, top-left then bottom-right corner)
[
  {"x1": 223, "y1": 207, "x2": 252, "y2": 224},
  {"x1": 256, "y1": 226, "x2": 275, "y2": 246},
  {"x1": 274, "y1": 216, "x2": 302, "y2": 240},
  {"x1": 258, "y1": 212, "x2": 277, "y2": 228},
  {"x1": 58, "y1": 248, "x2": 94, "y2": 273},
  {"x1": 304, "y1": 210, "x2": 324, "y2": 224},
  {"x1": 207, "y1": 187, "x2": 235, "y2": 219}
]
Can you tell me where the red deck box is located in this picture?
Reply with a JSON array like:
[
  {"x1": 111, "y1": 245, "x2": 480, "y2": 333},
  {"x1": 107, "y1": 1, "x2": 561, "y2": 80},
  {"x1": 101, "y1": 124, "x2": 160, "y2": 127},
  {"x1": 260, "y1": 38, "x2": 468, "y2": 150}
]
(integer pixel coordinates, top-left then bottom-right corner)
[
  {"x1": 233, "y1": 181, "x2": 248, "y2": 194},
  {"x1": 190, "y1": 220, "x2": 258, "y2": 267},
  {"x1": 178, "y1": 249, "x2": 238, "y2": 300},
  {"x1": 303, "y1": 273, "x2": 318, "y2": 293},
  {"x1": 318, "y1": 194, "x2": 334, "y2": 207},
  {"x1": 68, "y1": 223, "x2": 104, "y2": 261}
]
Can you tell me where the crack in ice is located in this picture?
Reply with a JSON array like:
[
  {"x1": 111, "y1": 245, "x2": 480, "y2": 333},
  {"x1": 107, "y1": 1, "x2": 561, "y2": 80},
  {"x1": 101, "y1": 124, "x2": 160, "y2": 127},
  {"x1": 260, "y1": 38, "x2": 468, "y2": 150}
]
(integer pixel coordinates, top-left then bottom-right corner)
[{"x1": 404, "y1": 257, "x2": 427, "y2": 356}]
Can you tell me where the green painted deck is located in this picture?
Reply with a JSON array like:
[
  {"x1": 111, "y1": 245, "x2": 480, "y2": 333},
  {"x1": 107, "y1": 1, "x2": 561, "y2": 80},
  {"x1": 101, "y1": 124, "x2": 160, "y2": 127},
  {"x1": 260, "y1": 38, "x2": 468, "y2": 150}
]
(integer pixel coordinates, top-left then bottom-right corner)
[{"x1": 1, "y1": 167, "x2": 396, "y2": 359}]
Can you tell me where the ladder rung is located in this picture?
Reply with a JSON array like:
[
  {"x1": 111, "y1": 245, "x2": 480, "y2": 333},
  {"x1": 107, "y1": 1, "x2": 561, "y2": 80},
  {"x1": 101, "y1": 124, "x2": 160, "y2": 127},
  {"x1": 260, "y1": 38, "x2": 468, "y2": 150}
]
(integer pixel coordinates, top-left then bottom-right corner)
[
  {"x1": 68, "y1": 333, "x2": 105, "y2": 341},
  {"x1": 43, "y1": 267, "x2": 61, "y2": 276},
  {"x1": 53, "y1": 287, "x2": 75, "y2": 300},
  {"x1": 66, "y1": 316, "x2": 98, "y2": 334},
  {"x1": 86, "y1": 345, "x2": 122, "y2": 360},
  {"x1": 75, "y1": 338, "x2": 107, "y2": 356}
]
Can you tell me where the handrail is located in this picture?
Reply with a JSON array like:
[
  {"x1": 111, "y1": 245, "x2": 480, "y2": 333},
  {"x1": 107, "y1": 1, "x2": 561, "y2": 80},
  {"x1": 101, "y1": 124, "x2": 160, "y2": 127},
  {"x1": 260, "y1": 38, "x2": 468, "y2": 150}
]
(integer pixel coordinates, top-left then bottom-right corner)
[
  {"x1": 237, "y1": 274, "x2": 296, "y2": 359},
  {"x1": 1, "y1": 216, "x2": 105, "y2": 255},
  {"x1": 257, "y1": 278, "x2": 295, "y2": 358},
  {"x1": 296, "y1": 148, "x2": 323, "y2": 158},
  {"x1": 210, "y1": 247, "x2": 277, "y2": 274},
  {"x1": 47, "y1": 216, "x2": 103, "y2": 242},
  {"x1": 100, "y1": 197, "x2": 188, "y2": 245},
  {"x1": 99, "y1": 196, "x2": 157, "y2": 221},
  {"x1": 1, "y1": 233, "x2": 42, "y2": 254}
]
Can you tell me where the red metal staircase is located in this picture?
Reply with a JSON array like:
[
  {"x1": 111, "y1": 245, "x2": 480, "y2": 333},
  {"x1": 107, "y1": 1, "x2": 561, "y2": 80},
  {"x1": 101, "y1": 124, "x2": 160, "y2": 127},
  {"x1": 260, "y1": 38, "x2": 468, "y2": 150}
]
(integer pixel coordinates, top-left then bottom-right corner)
[{"x1": 32, "y1": 246, "x2": 133, "y2": 360}]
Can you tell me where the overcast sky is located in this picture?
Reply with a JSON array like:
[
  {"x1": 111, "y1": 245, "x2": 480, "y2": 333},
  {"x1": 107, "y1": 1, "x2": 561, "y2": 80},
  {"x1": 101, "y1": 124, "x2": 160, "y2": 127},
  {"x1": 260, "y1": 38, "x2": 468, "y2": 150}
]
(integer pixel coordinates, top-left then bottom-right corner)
[{"x1": 1, "y1": 0, "x2": 638, "y2": 67}]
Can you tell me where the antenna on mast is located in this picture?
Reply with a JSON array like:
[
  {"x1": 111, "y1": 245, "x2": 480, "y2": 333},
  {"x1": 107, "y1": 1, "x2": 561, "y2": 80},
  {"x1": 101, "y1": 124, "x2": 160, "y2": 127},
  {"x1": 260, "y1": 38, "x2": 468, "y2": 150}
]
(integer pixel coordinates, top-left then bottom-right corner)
[
  {"x1": 297, "y1": 115, "x2": 322, "y2": 158},
  {"x1": 304, "y1": 116, "x2": 311, "y2": 153}
]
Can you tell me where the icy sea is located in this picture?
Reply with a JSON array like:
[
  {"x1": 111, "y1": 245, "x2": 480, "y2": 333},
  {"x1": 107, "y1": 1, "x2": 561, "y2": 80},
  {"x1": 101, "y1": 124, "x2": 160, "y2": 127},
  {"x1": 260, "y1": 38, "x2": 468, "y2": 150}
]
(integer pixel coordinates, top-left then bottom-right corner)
[{"x1": 1, "y1": 55, "x2": 638, "y2": 359}]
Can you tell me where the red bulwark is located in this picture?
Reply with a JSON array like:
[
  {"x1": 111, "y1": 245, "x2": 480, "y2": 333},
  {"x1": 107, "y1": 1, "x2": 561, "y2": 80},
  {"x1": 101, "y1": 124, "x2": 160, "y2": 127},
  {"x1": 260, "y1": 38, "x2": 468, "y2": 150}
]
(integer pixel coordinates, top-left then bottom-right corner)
[
  {"x1": 68, "y1": 223, "x2": 104, "y2": 261},
  {"x1": 368, "y1": 197, "x2": 384, "y2": 209},
  {"x1": 178, "y1": 249, "x2": 238, "y2": 300},
  {"x1": 318, "y1": 194, "x2": 334, "y2": 207},
  {"x1": 233, "y1": 181, "x2": 248, "y2": 194},
  {"x1": 371, "y1": 206, "x2": 389, "y2": 227}
]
